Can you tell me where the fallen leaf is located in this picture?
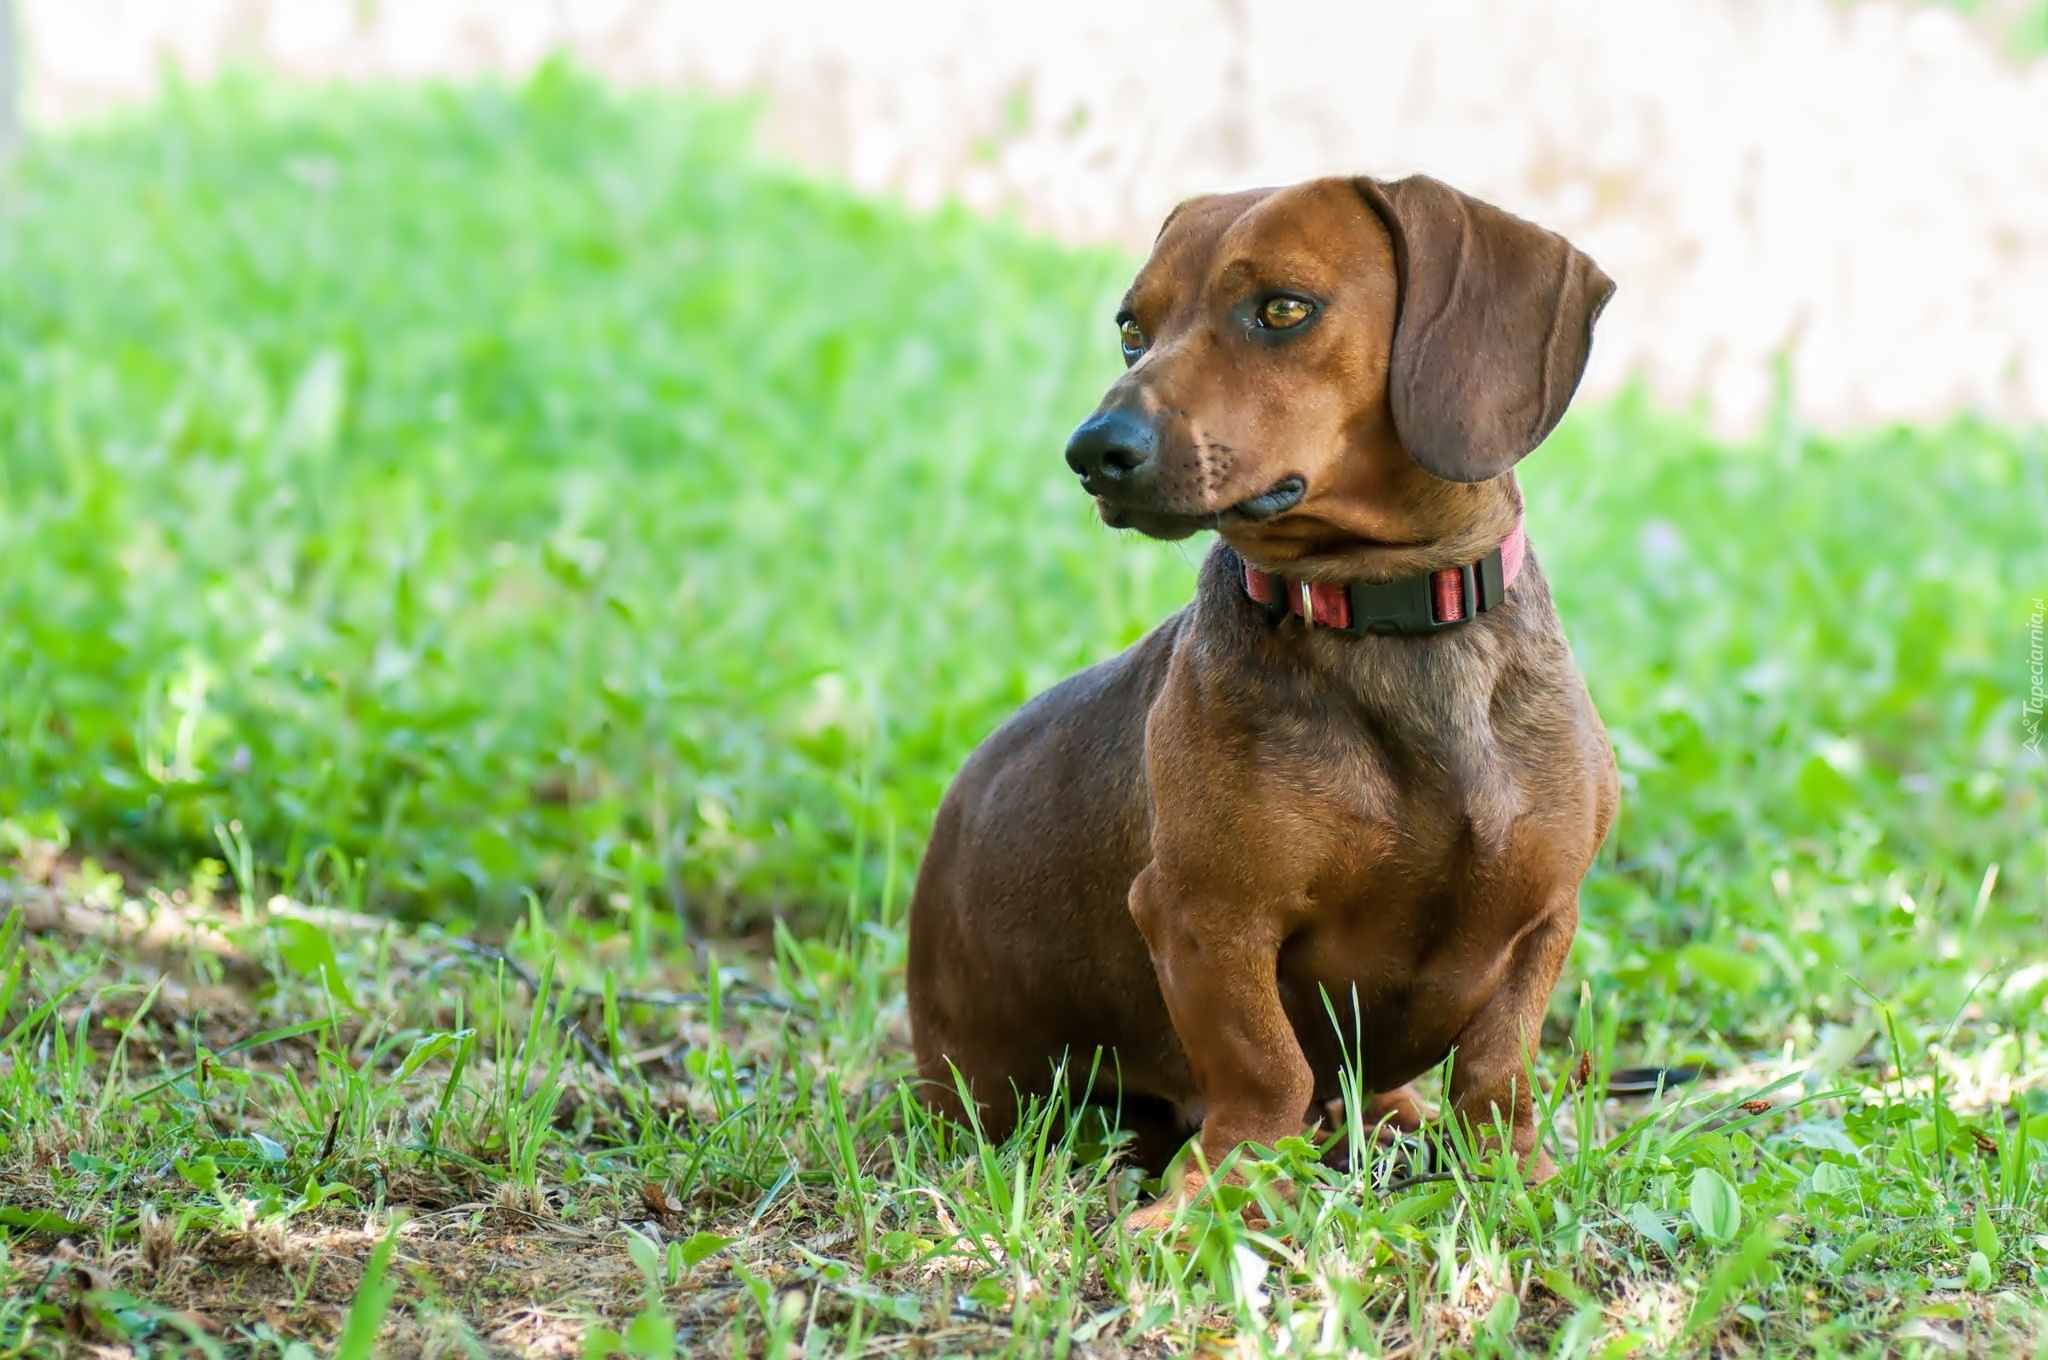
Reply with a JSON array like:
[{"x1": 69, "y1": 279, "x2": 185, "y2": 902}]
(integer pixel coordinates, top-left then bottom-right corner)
[{"x1": 640, "y1": 1180, "x2": 682, "y2": 1217}]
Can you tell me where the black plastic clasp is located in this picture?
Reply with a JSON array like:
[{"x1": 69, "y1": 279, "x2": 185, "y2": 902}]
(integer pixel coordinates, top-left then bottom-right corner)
[
  {"x1": 1344, "y1": 572, "x2": 1445, "y2": 635},
  {"x1": 1342, "y1": 545, "x2": 1508, "y2": 636},
  {"x1": 1475, "y1": 546, "x2": 1506, "y2": 612}
]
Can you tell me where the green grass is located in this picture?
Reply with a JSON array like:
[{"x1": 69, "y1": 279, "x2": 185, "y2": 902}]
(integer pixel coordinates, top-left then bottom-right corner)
[
  {"x1": 1, "y1": 69, "x2": 2047, "y2": 1356},
  {"x1": 0, "y1": 67, "x2": 1133, "y2": 930}
]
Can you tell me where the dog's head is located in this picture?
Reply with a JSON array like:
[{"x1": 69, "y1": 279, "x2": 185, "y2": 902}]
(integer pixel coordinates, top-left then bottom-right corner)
[{"x1": 1064, "y1": 175, "x2": 1613, "y2": 579}]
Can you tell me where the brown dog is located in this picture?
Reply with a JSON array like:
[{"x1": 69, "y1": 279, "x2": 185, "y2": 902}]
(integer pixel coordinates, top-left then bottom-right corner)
[{"x1": 906, "y1": 174, "x2": 1618, "y2": 1220}]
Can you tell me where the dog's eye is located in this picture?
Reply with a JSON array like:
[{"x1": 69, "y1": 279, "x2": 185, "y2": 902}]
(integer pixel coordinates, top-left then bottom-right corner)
[
  {"x1": 1118, "y1": 317, "x2": 1146, "y2": 354},
  {"x1": 1258, "y1": 296, "x2": 1315, "y2": 330}
]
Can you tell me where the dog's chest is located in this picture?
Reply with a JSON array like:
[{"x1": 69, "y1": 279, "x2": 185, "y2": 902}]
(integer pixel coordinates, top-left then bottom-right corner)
[
  {"x1": 1284, "y1": 666, "x2": 1530, "y2": 868},
  {"x1": 1264, "y1": 679, "x2": 1565, "y2": 1019}
]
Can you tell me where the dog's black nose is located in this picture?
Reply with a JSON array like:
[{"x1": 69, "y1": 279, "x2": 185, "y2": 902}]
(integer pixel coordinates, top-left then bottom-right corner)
[{"x1": 1064, "y1": 408, "x2": 1157, "y2": 489}]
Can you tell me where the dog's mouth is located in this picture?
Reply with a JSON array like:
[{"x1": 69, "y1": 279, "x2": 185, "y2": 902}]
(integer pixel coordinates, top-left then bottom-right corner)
[
  {"x1": 1227, "y1": 476, "x2": 1307, "y2": 522},
  {"x1": 1098, "y1": 475, "x2": 1308, "y2": 541}
]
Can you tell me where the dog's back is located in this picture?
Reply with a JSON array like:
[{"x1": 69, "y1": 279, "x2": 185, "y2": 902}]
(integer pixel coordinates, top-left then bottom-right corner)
[{"x1": 907, "y1": 612, "x2": 1189, "y2": 1135}]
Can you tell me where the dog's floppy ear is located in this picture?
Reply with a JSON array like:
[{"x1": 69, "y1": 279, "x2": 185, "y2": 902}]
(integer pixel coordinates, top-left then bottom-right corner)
[{"x1": 1355, "y1": 175, "x2": 1614, "y2": 483}]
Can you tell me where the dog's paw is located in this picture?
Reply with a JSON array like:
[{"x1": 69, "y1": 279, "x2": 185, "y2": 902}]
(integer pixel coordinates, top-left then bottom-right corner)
[
  {"x1": 1123, "y1": 1162, "x2": 1288, "y2": 1234},
  {"x1": 1121, "y1": 1163, "x2": 1210, "y2": 1233},
  {"x1": 1121, "y1": 1192, "x2": 1189, "y2": 1234}
]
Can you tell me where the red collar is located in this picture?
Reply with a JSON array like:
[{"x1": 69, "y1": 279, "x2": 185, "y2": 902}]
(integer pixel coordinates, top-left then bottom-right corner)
[{"x1": 1240, "y1": 519, "x2": 1527, "y2": 635}]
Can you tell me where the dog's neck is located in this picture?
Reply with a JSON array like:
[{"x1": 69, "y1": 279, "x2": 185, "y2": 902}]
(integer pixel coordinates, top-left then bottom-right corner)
[{"x1": 1235, "y1": 513, "x2": 1526, "y2": 636}]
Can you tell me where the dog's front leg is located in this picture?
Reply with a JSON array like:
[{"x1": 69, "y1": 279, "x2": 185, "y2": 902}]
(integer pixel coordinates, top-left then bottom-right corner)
[
  {"x1": 1443, "y1": 893, "x2": 1579, "y2": 1181},
  {"x1": 1123, "y1": 860, "x2": 1314, "y2": 1228}
]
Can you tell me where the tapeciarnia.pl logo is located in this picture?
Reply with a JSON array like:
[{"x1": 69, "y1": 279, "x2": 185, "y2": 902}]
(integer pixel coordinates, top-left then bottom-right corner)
[{"x1": 2028, "y1": 597, "x2": 2045, "y2": 758}]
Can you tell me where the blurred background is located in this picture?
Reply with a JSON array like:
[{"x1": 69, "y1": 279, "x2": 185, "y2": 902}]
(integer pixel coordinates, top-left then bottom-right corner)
[
  {"x1": 15, "y1": 0, "x2": 2048, "y2": 433},
  {"x1": 0, "y1": 0, "x2": 2042, "y2": 1054}
]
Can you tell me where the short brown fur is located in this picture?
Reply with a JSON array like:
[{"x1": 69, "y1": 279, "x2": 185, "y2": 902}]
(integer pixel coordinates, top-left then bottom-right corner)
[{"x1": 906, "y1": 175, "x2": 1619, "y2": 1221}]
